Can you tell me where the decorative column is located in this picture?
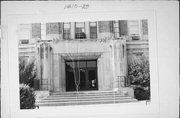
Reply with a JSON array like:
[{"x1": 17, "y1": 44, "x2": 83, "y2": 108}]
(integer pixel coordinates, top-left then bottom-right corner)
[
  {"x1": 111, "y1": 39, "x2": 127, "y2": 90},
  {"x1": 110, "y1": 39, "x2": 118, "y2": 90},
  {"x1": 38, "y1": 42, "x2": 52, "y2": 90}
]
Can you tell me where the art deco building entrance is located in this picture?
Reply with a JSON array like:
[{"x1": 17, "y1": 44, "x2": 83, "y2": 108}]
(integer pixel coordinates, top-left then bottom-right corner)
[{"x1": 65, "y1": 60, "x2": 98, "y2": 91}]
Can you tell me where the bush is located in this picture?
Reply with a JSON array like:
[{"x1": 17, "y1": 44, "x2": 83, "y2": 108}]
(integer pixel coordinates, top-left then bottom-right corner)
[
  {"x1": 134, "y1": 86, "x2": 150, "y2": 100},
  {"x1": 19, "y1": 58, "x2": 37, "y2": 88},
  {"x1": 20, "y1": 84, "x2": 36, "y2": 109},
  {"x1": 127, "y1": 54, "x2": 150, "y2": 100}
]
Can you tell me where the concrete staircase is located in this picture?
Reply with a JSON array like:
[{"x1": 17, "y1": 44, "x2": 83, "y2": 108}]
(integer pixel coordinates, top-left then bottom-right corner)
[{"x1": 35, "y1": 91, "x2": 137, "y2": 107}]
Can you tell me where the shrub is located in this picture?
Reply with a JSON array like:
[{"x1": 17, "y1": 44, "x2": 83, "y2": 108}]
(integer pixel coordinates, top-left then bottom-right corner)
[
  {"x1": 19, "y1": 58, "x2": 37, "y2": 88},
  {"x1": 20, "y1": 83, "x2": 36, "y2": 109},
  {"x1": 127, "y1": 54, "x2": 150, "y2": 100},
  {"x1": 134, "y1": 86, "x2": 150, "y2": 100}
]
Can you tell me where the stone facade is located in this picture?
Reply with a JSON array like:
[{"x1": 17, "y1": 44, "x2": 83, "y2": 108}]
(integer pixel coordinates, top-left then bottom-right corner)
[{"x1": 18, "y1": 20, "x2": 149, "y2": 94}]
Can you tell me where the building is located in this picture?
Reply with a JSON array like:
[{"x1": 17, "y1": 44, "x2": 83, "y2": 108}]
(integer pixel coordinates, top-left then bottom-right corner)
[{"x1": 18, "y1": 20, "x2": 149, "y2": 106}]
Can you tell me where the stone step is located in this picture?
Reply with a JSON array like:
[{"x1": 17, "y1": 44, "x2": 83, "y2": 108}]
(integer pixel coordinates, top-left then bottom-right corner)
[
  {"x1": 36, "y1": 91, "x2": 137, "y2": 107},
  {"x1": 50, "y1": 91, "x2": 120, "y2": 95},
  {"x1": 37, "y1": 96, "x2": 132, "y2": 102},
  {"x1": 47, "y1": 94, "x2": 125, "y2": 98},
  {"x1": 36, "y1": 99, "x2": 137, "y2": 107},
  {"x1": 44, "y1": 96, "x2": 130, "y2": 100}
]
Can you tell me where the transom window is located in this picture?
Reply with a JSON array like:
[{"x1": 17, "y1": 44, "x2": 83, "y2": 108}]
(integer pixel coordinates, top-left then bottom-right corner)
[
  {"x1": 63, "y1": 22, "x2": 71, "y2": 40},
  {"x1": 89, "y1": 22, "x2": 97, "y2": 39},
  {"x1": 75, "y1": 22, "x2": 86, "y2": 39}
]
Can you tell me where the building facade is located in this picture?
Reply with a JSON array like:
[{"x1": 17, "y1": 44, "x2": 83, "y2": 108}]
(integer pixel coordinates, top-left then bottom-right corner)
[{"x1": 18, "y1": 20, "x2": 149, "y2": 95}]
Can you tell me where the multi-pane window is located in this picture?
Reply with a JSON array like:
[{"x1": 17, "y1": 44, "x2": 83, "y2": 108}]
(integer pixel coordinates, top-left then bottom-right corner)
[
  {"x1": 46, "y1": 23, "x2": 61, "y2": 35},
  {"x1": 46, "y1": 22, "x2": 62, "y2": 40},
  {"x1": 19, "y1": 24, "x2": 31, "y2": 44},
  {"x1": 113, "y1": 21, "x2": 119, "y2": 38},
  {"x1": 89, "y1": 22, "x2": 97, "y2": 39},
  {"x1": 63, "y1": 22, "x2": 71, "y2": 39},
  {"x1": 98, "y1": 21, "x2": 113, "y2": 33},
  {"x1": 32, "y1": 23, "x2": 41, "y2": 39},
  {"x1": 142, "y1": 19, "x2": 148, "y2": 35},
  {"x1": 119, "y1": 20, "x2": 128, "y2": 37},
  {"x1": 128, "y1": 20, "x2": 140, "y2": 40},
  {"x1": 75, "y1": 22, "x2": 86, "y2": 39}
]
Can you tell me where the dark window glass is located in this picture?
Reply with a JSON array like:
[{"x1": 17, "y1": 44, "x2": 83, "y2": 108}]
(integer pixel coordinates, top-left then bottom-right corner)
[
  {"x1": 65, "y1": 60, "x2": 98, "y2": 91},
  {"x1": 32, "y1": 23, "x2": 41, "y2": 39},
  {"x1": 63, "y1": 23, "x2": 71, "y2": 39},
  {"x1": 142, "y1": 19, "x2": 148, "y2": 35},
  {"x1": 87, "y1": 61, "x2": 96, "y2": 68},
  {"x1": 90, "y1": 22, "x2": 97, "y2": 39},
  {"x1": 21, "y1": 40, "x2": 29, "y2": 44},
  {"x1": 119, "y1": 20, "x2": 128, "y2": 36},
  {"x1": 46, "y1": 22, "x2": 61, "y2": 34},
  {"x1": 75, "y1": 22, "x2": 86, "y2": 39},
  {"x1": 66, "y1": 61, "x2": 76, "y2": 69},
  {"x1": 98, "y1": 21, "x2": 113, "y2": 33}
]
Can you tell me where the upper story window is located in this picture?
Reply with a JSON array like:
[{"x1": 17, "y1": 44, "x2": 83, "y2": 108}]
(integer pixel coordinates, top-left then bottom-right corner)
[
  {"x1": 46, "y1": 22, "x2": 62, "y2": 40},
  {"x1": 63, "y1": 22, "x2": 71, "y2": 40},
  {"x1": 46, "y1": 23, "x2": 61, "y2": 35},
  {"x1": 19, "y1": 24, "x2": 31, "y2": 44},
  {"x1": 32, "y1": 23, "x2": 41, "y2": 39},
  {"x1": 127, "y1": 20, "x2": 140, "y2": 40},
  {"x1": 89, "y1": 22, "x2": 97, "y2": 39},
  {"x1": 75, "y1": 22, "x2": 86, "y2": 39},
  {"x1": 19, "y1": 23, "x2": 41, "y2": 45},
  {"x1": 142, "y1": 19, "x2": 148, "y2": 35}
]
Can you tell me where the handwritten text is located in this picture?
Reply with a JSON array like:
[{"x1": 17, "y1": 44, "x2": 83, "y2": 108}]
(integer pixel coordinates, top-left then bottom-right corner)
[{"x1": 64, "y1": 4, "x2": 89, "y2": 10}]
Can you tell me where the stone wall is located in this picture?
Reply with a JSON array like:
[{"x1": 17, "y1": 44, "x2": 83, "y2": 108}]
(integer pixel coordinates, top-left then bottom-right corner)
[{"x1": 47, "y1": 39, "x2": 126, "y2": 92}]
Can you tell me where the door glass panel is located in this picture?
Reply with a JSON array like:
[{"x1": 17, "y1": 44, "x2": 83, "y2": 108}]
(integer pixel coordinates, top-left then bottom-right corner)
[
  {"x1": 66, "y1": 60, "x2": 98, "y2": 91},
  {"x1": 88, "y1": 70, "x2": 97, "y2": 89},
  {"x1": 79, "y1": 69, "x2": 86, "y2": 90},
  {"x1": 87, "y1": 61, "x2": 96, "y2": 68},
  {"x1": 66, "y1": 70, "x2": 76, "y2": 91}
]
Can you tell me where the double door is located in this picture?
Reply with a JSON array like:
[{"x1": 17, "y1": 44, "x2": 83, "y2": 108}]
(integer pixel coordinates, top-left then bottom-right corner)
[{"x1": 66, "y1": 60, "x2": 98, "y2": 91}]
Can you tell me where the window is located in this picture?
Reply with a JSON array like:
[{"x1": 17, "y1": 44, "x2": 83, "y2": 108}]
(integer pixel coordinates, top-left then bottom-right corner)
[
  {"x1": 119, "y1": 20, "x2": 128, "y2": 37},
  {"x1": 21, "y1": 40, "x2": 29, "y2": 44},
  {"x1": 142, "y1": 19, "x2": 148, "y2": 35},
  {"x1": 98, "y1": 21, "x2": 113, "y2": 33},
  {"x1": 19, "y1": 24, "x2": 31, "y2": 44},
  {"x1": 46, "y1": 22, "x2": 61, "y2": 35},
  {"x1": 63, "y1": 22, "x2": 71, "y2": 39},
  {"x1": 128, "y1": 20, "x2": 140, "y2": 40},
  {"x1": 75, "y1": 22, "x2": 86, "y2": 39},
  {"x1": 46, "y1": 22, "x2": 62, "y2": 40},
  {"x1": 90, "y1": 22, "x2": 97, "y2": 39},
  {"x1": 32, "y1": 23, "x2": 41, "y2": 39}
]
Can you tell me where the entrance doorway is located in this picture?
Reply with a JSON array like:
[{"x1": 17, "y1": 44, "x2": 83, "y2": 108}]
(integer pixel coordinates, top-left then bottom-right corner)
[{"x1": 65, "y1": 60, "x2": 98, "y2": 91}]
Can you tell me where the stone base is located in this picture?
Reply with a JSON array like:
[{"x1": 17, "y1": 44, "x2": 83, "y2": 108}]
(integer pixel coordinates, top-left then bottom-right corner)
[
  {"x1": 119, "y1": 87, "x2": 134, "y2": 98},
  {"x1": 35, "y1": 91, "x2": 49, "y2": 100}
]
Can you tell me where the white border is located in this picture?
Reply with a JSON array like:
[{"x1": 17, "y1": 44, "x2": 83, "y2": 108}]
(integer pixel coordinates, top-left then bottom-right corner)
[{"x1": 1, "y1": 1, "x2": 178, "y2": 118}]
